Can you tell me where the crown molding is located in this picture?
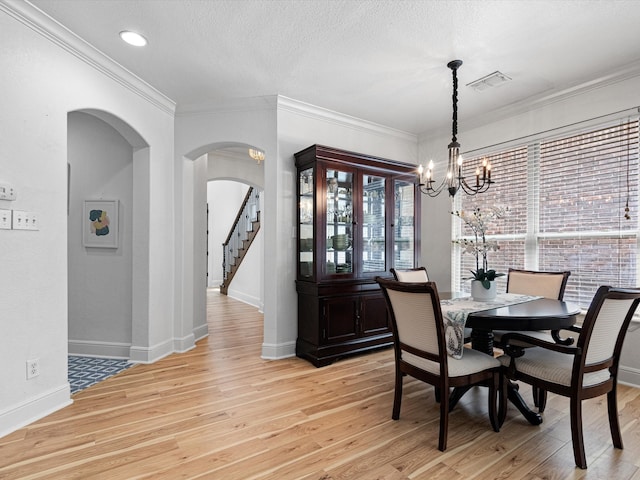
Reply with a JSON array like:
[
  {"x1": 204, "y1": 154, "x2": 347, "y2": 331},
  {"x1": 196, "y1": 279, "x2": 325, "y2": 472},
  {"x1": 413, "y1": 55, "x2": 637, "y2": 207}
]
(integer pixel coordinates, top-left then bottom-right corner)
[
  {"x1": 277, "y1": 96, "x2": 417, "y2": 143},
  {"x1": 176, "y1": 95, "x2": 278, "y2": 117},
  {"x1": 1, "y1": 0, "x2": 176, "y2": 116},
  {"x1": 454, "y1": 60, "x2": 640, "y2": 137}
]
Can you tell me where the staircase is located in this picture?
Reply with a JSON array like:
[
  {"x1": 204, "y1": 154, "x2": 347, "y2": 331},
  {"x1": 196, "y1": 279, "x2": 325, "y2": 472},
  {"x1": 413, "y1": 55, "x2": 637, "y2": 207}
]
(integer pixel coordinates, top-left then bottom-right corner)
[{"x1": 220, "y1": 187, "x2": 261, "y2": 295}]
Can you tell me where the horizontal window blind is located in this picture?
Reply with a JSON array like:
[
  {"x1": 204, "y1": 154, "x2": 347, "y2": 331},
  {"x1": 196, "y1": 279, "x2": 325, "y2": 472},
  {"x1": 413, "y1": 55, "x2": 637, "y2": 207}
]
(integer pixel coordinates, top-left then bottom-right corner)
[
  {"x1": 455, "y1": 147, "x2": 528, "y2": 293},
  {"x1": 538, "y1": 120, "x2": 639, "y2": 307},
  {"x1": 453, "y1": 118, "x2": 639, "y2": 309}
]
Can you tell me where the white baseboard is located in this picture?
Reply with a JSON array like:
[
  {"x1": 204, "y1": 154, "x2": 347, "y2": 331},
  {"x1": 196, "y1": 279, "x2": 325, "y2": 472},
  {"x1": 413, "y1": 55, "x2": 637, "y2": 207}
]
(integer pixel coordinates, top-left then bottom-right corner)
[
  {"x1": 68, "y1": 339, "x2": 131, "y2": 359},
  {"x1": 129, "y1": 339, "x2": 175, "y2": 364},
  {"x1": 193, "y1": 323, "x2": 209, "y2": 342},
  {"x1": 0, "y1": 385, "x2": 71, "y2": 439},
  {"x1": 173, "y1": 333, "x2": 196, "y2": 353},
  {"x1": 619, "y1": 365, "x2": 640, "y2": 388},
  {"x1": 227, "y1": 289, "x2": 261, "y2": 310},
  {"x1": 261, "y1": 341, "x2": 296, "y2": 360}
]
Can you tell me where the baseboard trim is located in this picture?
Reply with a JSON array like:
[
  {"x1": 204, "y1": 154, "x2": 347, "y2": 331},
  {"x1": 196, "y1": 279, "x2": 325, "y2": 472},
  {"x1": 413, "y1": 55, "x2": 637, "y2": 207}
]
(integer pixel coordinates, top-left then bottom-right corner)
[
  {"x1": 261, "y1": 341, "x2": 296, "y2": 360},
  {"x1": 129, "y1": 339, "x2": 174, "y2": 364},
  {"x1": 619, "y1": 365, "x2": 640, "y2": 388},
  {"x1": 0, "y1": 385, "x2": 71, "y2": 439},
  {"x1": 68, "y1": 339, "x2": 131, "y2": 359},
  {"x1": 173, "y1": 333, "x2": 196, "y2": 353},
  {"x1": 193, "y1": 323, "x2": 209, "y2": 343},
  {"x1": 227, "y1": 290, "x2": 261, "y2": 310}
]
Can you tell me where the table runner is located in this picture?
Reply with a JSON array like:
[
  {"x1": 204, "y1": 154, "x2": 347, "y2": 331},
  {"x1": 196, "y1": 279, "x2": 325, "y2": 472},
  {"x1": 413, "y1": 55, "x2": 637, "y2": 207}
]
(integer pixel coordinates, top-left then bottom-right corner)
[{"x1": 440, "y1": 293, "x2": 541, "y2": 359}]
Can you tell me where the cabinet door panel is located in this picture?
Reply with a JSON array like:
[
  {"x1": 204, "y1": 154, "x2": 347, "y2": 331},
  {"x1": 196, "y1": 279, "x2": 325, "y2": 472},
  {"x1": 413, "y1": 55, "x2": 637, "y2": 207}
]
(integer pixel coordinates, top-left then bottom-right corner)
[
  {"x1": 323, "y1": 296, "x2": 359, "y2": 342},
  {"x1": 360, "y1": 294, "x2": 390, "y2": 335},
  {"x1": 362, "y1": 174, "x2": 386, "y2": 274},
  {"x1": 393, "y1": 178, "x2": 416, "y2": 270},
  {"x1": 325, "y1": 168, "x2": 354, "y2": 277}
]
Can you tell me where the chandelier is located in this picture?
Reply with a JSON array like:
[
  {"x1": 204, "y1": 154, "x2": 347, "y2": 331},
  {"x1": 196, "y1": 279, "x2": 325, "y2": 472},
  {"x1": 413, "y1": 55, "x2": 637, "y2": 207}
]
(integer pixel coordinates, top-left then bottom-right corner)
[
  {"x1": 248, "y1": 148, "x2": 265, "y2": 165},
  {"x1": 417, "y1": 60, "x2": 494, "y2": 197}
]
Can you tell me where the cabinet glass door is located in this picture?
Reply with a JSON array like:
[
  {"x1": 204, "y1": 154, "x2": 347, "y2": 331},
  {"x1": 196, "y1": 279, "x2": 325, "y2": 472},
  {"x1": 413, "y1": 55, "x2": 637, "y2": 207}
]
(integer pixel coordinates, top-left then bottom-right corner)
[
  {"x1": 326, "y1": 169, "x2": 353, "y2": 275},
  {"x1": 362, "y1": 174, "x2": 386, "y2": 273},
  {"x1": 298, "y1": 167, "x2": 314, "y2": 278},
  {"x1": 394, "y1": 179, "x2": 415, "y2": 269}
]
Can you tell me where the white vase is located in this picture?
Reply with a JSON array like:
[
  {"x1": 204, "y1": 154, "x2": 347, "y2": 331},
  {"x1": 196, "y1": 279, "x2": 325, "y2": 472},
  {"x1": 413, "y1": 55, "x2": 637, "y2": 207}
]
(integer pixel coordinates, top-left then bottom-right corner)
[{"x1": 471, "y1": 280, "x2": 497, "y2": 301}]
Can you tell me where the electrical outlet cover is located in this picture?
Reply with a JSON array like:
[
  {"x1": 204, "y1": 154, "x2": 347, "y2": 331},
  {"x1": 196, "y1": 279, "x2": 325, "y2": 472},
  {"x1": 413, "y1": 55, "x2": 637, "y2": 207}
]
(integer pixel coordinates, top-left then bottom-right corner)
[{"x1": 0, "y1": 183, "x2": 16, "y2": 201}]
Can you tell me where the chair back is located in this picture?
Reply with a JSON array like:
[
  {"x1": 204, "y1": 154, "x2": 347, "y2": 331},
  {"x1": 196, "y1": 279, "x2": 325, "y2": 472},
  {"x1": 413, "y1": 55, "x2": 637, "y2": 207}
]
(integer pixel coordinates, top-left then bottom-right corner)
[
  {"x1": 506, "y1": 268, "x2": 570, "y2": 300},
  {"x1": 390, "y1": 267, "x2": 429, "y2": 282},
  {"x1": 377, "y1": 278, "x2": 444, "y2": 367},
  {"x1": 577, "y1": 286, "x2": 640, "y2": 375}
]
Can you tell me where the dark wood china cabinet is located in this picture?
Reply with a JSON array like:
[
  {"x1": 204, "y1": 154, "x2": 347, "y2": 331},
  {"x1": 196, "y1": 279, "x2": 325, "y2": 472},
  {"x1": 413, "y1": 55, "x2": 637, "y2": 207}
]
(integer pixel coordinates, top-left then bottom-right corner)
[{"x1": 295, "y1": 145, "x2": 421, "y2": 366}]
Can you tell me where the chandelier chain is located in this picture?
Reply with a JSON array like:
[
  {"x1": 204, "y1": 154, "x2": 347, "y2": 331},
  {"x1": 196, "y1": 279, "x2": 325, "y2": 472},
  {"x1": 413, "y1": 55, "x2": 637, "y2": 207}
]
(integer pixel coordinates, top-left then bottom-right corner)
[{"x1": 417, "y1": 59, "x2": 494, "y2": 198}]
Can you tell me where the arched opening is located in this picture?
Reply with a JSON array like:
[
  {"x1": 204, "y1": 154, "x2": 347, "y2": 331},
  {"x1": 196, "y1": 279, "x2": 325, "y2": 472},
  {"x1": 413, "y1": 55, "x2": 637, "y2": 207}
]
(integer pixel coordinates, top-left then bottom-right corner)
[
  {"x1": 67, "y1": 109, "x2": 150, "y2": 390},
  {"x1": 182, "y1": 142, "x2": 265, "y2": 347}
]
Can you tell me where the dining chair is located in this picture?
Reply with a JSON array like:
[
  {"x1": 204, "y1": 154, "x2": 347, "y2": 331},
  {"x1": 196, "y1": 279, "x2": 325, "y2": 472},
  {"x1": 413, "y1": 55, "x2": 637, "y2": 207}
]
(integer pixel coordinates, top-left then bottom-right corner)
[
  {"x1": 493, "y1": 268, "x2": 571, "y2": 410},
  {"x1": 498, "y1": 285, "x2": 640, "y2": 469},
  {"x1": 376, "y1": 277, "x2": 502, "y2": 451},
  {"x1": 494, "y1": 268, "x2": 571, "y2": 346},
  {"x1": 391, "y1": 267, "x2": 472, "y2": 343},
  {"x1": 390, "y1": 266, "x2": 429, "y2": 282}
]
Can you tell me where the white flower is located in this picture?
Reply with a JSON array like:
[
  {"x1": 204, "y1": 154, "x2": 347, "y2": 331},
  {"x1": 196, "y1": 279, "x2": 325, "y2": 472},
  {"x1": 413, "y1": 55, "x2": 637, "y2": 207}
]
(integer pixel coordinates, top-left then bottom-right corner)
[{"x1": 451, "y1": 206, "x2": 509, "y2": 280}]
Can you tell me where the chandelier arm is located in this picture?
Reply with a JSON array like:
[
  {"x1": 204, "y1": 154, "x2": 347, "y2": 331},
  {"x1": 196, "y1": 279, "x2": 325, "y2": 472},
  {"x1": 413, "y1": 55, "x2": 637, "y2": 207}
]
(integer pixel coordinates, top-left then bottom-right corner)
[
  {"x1": 418, "y1": 59, "x2": 494, "y2": 199},
  {"x1": 417, "y1": 175, "x2": 451, "y2": 197},
  {"x1": 459, "y1": 177, "x2": 493, "y2": 195}
]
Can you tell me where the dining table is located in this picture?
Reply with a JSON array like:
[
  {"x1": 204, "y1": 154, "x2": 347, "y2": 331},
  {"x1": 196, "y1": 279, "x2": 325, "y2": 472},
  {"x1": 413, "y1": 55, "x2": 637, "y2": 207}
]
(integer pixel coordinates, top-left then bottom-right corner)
[{"x1": 442, "y1": 294, "x2": 581, "y2": 425}]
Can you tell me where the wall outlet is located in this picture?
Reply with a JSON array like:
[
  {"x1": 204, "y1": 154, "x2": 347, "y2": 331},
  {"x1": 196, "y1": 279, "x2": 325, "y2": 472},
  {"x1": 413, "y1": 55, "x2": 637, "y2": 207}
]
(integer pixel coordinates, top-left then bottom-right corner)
[
  {"x1": 0, "y1": 183, "x2": 16, "y2": 201},
  {"x1": 26, "y1": 358, "x2": 40, "y2": 379},
  {"x1": 0, "y1": 209, "x2": 11, "y2": 229}
]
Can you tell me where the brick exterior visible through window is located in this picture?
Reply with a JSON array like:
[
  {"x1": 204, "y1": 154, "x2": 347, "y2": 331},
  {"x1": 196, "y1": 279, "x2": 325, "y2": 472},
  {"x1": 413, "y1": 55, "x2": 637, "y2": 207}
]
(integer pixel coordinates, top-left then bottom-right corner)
[{"x1": 455, "y1": 120, "x2": 639, "y2": 309}]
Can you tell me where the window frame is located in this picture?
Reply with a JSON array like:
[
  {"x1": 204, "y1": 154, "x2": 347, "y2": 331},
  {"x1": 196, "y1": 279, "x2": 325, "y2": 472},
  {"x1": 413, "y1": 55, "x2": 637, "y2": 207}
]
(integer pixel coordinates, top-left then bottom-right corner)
[{"x1": 451, "y1": 116, "x2": 640, "y2": 311}]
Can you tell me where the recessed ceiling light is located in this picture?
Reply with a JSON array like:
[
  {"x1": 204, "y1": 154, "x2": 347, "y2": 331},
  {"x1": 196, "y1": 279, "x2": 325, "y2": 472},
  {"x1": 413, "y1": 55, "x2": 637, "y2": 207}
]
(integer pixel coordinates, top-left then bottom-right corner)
[{"x1": 119, "y1": 31, "x2": 147, "y2": 47}]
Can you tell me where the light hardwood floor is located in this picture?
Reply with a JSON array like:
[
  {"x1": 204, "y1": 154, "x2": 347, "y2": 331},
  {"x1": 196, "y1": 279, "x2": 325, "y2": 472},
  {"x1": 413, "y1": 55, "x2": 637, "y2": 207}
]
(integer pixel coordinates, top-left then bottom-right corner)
[{"x1": 2, "y1": 290, "x2": 640, "y2": 479}]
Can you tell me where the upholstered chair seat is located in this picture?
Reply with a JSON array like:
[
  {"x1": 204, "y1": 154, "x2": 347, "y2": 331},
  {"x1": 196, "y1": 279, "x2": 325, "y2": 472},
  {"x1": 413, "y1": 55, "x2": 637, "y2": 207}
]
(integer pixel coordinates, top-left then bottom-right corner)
[
  {"x1": 498, "y1": 286, "x2": 640, "y2": 469},
  {"x1": 376, "y1": 277, "x2": 502, "y2": 451}
]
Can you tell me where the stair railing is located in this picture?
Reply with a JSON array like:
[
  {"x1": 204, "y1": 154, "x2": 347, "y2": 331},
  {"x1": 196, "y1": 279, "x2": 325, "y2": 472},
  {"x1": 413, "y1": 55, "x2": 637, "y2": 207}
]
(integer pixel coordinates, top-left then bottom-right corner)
[{"x1": 221, "y1": 187, "x2": 261, "y2": 291}]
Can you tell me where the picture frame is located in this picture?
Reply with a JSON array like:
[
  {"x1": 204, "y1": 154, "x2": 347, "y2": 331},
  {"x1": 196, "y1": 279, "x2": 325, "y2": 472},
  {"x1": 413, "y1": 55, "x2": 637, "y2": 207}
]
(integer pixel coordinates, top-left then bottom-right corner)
[{"x1": 83, "y1": 199, "x2": 119, "y2": 248}]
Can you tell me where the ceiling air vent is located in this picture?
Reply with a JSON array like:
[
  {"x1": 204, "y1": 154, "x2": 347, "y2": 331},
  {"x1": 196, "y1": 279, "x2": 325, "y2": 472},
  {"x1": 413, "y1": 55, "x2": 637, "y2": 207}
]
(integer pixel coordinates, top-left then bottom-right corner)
[{"x1": 467, "y1": 71, "x2": 511, "y2": 91}]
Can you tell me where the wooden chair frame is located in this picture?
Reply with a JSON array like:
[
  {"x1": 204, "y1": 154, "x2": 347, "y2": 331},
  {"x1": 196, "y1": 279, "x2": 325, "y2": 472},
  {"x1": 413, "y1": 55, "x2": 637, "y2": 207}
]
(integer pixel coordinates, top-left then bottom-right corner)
[
  {"x1": 376, "y1": 277, "x2": 502, "y2": 451},
  {"x1": 390, "y1": 266, "x2": 429, "y2": 282},
  {"x1": 499, "y1": 286, "x2": 640, "y2": 469},
  {"x1": 505, "y1": 268, "x2": 571, "y2": 300},
  {"x1": 500, "y1": 268, "x2": 572, "y2": 410}
]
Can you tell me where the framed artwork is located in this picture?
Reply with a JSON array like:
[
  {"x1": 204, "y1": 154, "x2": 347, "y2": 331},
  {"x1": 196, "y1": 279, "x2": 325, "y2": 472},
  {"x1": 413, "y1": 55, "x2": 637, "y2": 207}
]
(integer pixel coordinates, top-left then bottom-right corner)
[{"x1": 83, "y1": 200, "x2": 119, "y2": 248}]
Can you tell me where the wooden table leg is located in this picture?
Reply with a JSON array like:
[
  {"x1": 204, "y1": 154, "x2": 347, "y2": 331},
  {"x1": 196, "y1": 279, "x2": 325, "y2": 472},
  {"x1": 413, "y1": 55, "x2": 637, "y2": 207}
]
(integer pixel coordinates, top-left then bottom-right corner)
[{"x1": 449, "y1": 328, "x2": 543, "y2": 425}]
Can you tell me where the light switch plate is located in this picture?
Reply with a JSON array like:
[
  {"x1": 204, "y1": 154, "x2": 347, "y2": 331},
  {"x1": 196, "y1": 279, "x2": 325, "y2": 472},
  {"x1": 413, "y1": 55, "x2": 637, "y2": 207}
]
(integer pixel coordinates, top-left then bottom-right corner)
[
  {"x1": 12, "y1": 210, "x2": 37, "y2": 230},
  {"x1": 12, "y1": 210, "x2": 25, "y2": 230},
  {"x1": 0, "y1": 209, "x2": 11, "y2": 229}
]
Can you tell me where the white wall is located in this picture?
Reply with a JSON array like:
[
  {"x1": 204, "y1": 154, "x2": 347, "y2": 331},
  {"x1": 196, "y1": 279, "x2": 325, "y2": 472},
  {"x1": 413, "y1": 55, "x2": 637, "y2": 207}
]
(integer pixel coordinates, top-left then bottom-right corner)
[
  {"x1": 207, "y1": 180, "x2": 263, "y2": 309},
  {"x1": 207, "y1": 181, "x2": 246, "y2": 287},
  {"x1": 0, "y1": 2, "x2": 176, "y2": 437},
  {"x1": 419, "y1": 74, "x2": 640, "y2": 386},
  {"x1": 175, "y1": 96, "x2": 418, "y2": 364},
  {"x1": 67, "y1": 112, "x2": 134, "y2": 357},
  {"x1": 275, "y1": 97, "x2": 419, "y2": 359}
]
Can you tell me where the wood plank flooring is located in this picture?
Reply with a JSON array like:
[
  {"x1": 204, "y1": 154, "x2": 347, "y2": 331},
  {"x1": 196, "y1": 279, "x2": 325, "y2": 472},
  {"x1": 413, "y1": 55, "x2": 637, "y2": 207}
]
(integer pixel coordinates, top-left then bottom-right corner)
[{"x1": 2, "y1": 289, "x2": 640, "y2": 479}]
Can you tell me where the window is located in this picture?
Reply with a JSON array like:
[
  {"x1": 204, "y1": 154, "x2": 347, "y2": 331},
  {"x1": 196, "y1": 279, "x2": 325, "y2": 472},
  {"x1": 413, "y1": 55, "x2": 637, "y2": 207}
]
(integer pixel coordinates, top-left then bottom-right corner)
[{"x1": 455, "y1": 119, "x2": 639, "y2": 310}]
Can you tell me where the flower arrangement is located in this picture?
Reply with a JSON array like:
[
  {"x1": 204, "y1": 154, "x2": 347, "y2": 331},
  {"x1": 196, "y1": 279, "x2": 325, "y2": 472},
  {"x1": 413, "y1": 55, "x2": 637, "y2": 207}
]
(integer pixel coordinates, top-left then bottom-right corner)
[{"x1": 452, "y1": 206, "x2": 508, "y2": 289}]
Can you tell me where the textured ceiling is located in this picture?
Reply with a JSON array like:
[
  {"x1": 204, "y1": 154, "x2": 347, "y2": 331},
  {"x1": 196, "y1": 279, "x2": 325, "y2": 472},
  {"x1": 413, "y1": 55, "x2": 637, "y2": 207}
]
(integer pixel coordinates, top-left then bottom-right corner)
[{"x1": 29, "y1": 0, "x2": 640, "y2": 134}]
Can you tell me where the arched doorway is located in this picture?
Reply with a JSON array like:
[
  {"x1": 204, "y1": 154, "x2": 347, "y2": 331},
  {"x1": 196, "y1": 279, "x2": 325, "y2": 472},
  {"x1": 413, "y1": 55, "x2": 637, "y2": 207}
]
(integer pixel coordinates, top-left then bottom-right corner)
[{"x1": 67, "y1": 109, "x2": 150, "y2": 363}]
